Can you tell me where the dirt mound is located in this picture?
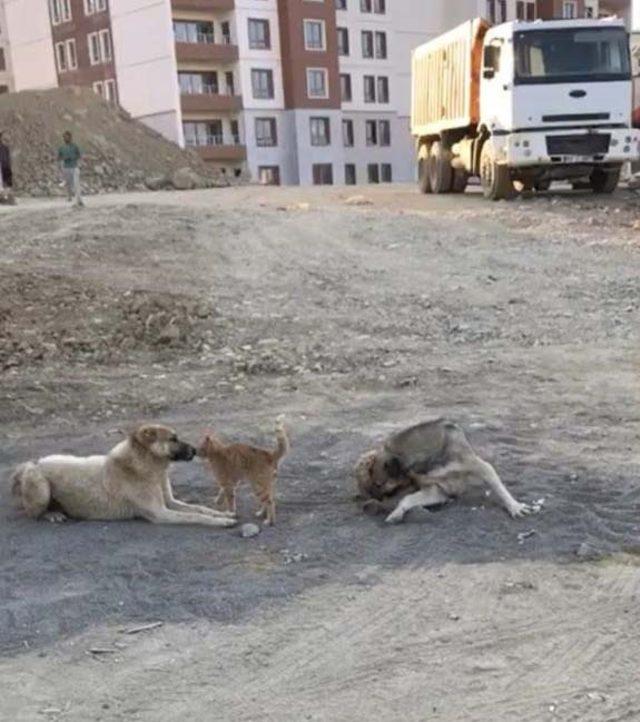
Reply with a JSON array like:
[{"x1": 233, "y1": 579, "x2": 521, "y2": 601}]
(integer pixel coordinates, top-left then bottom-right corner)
[
  {"x1": 0, "y1": 87, "x2": 234, "y2": 196},
  {"x1": 0, "y1": 271, "x2": 219, "y2": 370}
]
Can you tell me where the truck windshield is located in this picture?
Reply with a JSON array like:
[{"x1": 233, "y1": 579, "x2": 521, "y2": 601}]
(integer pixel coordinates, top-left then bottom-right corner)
[{"x1": 514, "y1": 28, "x2": 630, "y2": 84}]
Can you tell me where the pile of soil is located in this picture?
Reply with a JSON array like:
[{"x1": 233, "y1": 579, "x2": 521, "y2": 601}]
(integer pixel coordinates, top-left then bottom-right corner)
[
  {"x1": 0, "y1": 87, "x2": 234, "y2": 196},
  {"x1": 0, "y1": 271, "x2": 219, "y2": 370}
]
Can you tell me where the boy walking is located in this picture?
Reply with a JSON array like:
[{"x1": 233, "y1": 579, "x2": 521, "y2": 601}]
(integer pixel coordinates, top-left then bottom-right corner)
[{"x1": 58, "y1": 131, "x2": 84, "y2": 207}]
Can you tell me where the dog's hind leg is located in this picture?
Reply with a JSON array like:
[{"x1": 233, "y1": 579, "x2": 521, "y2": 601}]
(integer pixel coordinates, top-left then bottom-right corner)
[
  {"x1": 470, "y1": 456, "x2": 536, "y2": 518},
  {"x1": 13, "y1": 463, "x2": 55, "y2": 520},
  {"x1": 385, "y1": 487, "x2": 449, "y2": 524}
]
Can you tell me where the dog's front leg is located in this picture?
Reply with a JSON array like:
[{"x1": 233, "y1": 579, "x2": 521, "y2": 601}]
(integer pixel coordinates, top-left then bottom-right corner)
[
  {"x1": 141, "y1": 504, "x2": 237, "y2": 528},
  {"x1": 385, "y1": 487, "x2": 449, "y2": 524},
  {"x1": 162, "y1": 478, "x2": 234, "y2": 518},
  {"x1": 471, "y1": 457, "x2": 537, "y2": 518}
]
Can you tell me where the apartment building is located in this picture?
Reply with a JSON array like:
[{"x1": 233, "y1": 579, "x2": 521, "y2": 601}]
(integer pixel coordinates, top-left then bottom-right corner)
[{"x1": 0, "y1": 0, "x2": 631, "y2": 185}]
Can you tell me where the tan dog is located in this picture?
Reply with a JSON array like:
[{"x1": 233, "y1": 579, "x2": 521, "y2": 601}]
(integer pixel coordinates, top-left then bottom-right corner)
[
  {"x1": 355, "y1": 418, "x2": 539, "y2": 524},
  {"x1": 198, "y1": 417, "x2": 289, "y2": 525},
  {"x1": 11, "y1": 424, "x2": 236, "y2": 527}
]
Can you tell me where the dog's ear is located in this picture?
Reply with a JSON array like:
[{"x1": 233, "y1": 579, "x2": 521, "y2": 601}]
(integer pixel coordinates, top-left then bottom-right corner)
[{"x1": 133, "y1": 425, "x2": 158, "y2": 447}]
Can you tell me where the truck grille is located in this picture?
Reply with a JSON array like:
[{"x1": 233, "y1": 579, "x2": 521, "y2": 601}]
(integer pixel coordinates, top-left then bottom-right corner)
[{"x1": 546, "y1": 134, "x2": 610, "y2": 157}]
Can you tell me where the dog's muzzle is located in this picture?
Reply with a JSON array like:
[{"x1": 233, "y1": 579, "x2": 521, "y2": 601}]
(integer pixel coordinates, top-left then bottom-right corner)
[{"x1": 171, "y1": 443, "x2": 197, "y2": 462}]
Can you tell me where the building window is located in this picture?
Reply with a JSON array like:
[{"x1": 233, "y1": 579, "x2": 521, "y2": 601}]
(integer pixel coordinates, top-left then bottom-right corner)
[
  {"x1": 381, "y1": 163, "x2": 392, "y2": 182},
  {"x1": 360, "y1": 0, "x2": 372, "y2": 12},
  {"x1": 585, "y1": 5, "x2": 594, "y2": 17},
  {"x1": 225, "y1": 71, "x2": 235, "y2": 95},
  {"x1": 183, "y1": 120, "x2": 224, "y2": 147},
  {"x1": 0, "y1": 50, "x2": 5, "y2": 72},
  {"x1": 364, "y1": 75, "x2": 375, "y2": 102},
  {"x1": 179, "y1": 72, "x2": 218, "y2": 94},
  {"x1": 221, "y1": 21, "x2": 231, "y2": 44},
  {"x1": 362, "y1": 31, "x2": 373, "y2": 58},
  {"x1": 337, "y1": 27, "x2": 349, "y2": 56},
  {"x1": 485, "y1": 0, "x2": 506, "y2": 23},
  {"x1": 304, "y1": 19, "x2": 326, "y2": 51},
  {"x1": 0, "y1": 86, "x2": 8, "y2": 94},
  {"x1": 375, "y1": 32, "x2": 387, "y2": 59},
  {"x1": 104, "y1": 79, "x2": 117, "y2": 103},
  {"x1": 99, "y1": 29, "x2": 112, "y2": 62},
  {"x1": 516, "y1": 1, "x2": 535, "y2": 19},
  {"x1": 255, "y1": 117, "x2": 277, "y2": 146},
  {"x1": 259, "y1": 166, "x2": 280, "y2": 185},
  {"x1": 562, "y1": 1, "x2": 577, "y2": 18},
  {"x1": 88, "y1": 31, "x2": 111, "y2": 65},
  {"x1": 310, "y1": 117, "x2": 330, "y2": 146},
  {"x1": 336, "y1": 0, "x2": 346, "y2": 9},
  {"x1": 251, "y1": 68, "x2": 274, "y2": 99},
  {"x1": 230, "y1": 119, "x2": 240, "y2": 144},
  {"x1": 66, "y1": 39, "x2": 77, "y2": 70},
  {"x1": 342, "y1": 119, "x2": 354, "y2": 147},
  {"x1": 49, "y1": 0, "x2": 72, "y2": 25},
  {"x1": 373, "y1": 0, "x2": 385, "y2": 13},
  {"x1": 173, "y1": 21, "x2": 214, "y2": 44},
  {"x1": 93, "y1": 80, "x2": 104, "y2": 97},
  {"x1": 367, "y1": 163, "x2": 379, "y2": 183},
  {"x1": 307, "y1": 68, "x2": 328, "y2": 98},
  {"x1": 377, "y1": 76, "x2": 389, "y2": 103},
  {"x1": 378, "y1": 119, "x2": 390, "y2": 146},
  {"x1": 84, "y1": 0, "x2": 107, "y2": 15},
  {"x1": 340, "y1": 73, "x2": 352, "y2": 102},
  {"x1": 248, "y1": 19, "x2": 270, "y2": 49},
  {"x1": 55, "y1": 42, "x2": 67, "y2": 72},
  {"x1": 345, "y1": 164, "x2": 356, "y2": 185},
  {"x1": 313, "y1": 164, "x2": 333, "y2": 185},
  {"x1": 365, "y1": 120, "x2": 377, "y2": 145}
]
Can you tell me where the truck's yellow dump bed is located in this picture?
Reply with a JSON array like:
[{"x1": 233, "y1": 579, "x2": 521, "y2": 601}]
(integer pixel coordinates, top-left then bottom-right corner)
[{"x1": 411, "y1": 18, "x2": 489, "y2": 138}]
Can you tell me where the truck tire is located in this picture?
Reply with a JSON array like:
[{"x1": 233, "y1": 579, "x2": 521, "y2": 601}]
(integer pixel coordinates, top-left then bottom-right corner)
[
  {"x1": 450, "y1": 168, "x2": 468, "y2": 193},
  {"x1": 418, "y1": 145, "x2": 431, "y2": 194},
  {"x1": 479, "y1": 144, "x2": 514, "y2": 201},
  {"x1": 590, "y1": 166, "x2": 621, "y2": 194},
  {"x1": 428, "y1": 141, "x2": 453, "y2": 194},
  {"x1": 534, "y1": 179, "x2": 551, "y2": 192}
]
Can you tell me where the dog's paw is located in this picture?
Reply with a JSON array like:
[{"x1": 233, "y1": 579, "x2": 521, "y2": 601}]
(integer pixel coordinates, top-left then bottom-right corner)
[
  {"x1": 42, "y1": 511, "x2": 67, "y2": 523},
  {"x1": 385, "y1": 511, "x2": 404, "y2": 524},
  {"x1": 508, "y1": 501, "x2": 539, "y2": 518}
]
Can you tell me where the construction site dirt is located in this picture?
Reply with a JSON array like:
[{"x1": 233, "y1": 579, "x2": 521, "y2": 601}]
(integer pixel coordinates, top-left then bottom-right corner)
[{"x1": 1, "y1": 184, "x2": 639, "y2": 721}]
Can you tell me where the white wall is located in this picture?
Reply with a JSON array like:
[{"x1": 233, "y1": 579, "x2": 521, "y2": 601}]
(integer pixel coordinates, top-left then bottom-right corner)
[
  {"x1": 110, "y1": 0, "x2": 183, "y2": 145},
  {"x1": 1, "y1": 0, "x2": 57, "y2": 91}
]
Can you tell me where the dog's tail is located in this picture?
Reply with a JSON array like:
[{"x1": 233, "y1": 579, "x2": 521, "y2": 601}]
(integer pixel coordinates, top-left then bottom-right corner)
[
  {"x1": 10, "y1": 461, "x2": 36, "y2": 500},
  {"x1": 271, "y1": 415, "x2": 290, "y2": 464}
]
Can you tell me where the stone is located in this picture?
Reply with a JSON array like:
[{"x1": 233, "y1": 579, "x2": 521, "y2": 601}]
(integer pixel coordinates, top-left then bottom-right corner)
[
  {"x1": 240, "y1": 523, "x2": 260, "y2": 539},
  {"x1": 344, "y1": 195, "x2": 373, "y2": 206},
  {"x1": 145, "y1": 175, "x2": 169, "y2": 191}
]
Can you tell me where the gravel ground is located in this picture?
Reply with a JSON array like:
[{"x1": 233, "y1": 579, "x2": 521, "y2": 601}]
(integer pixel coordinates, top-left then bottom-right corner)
[{"x1": 1, "y1": 184, "x2": 639, "y2": 721}]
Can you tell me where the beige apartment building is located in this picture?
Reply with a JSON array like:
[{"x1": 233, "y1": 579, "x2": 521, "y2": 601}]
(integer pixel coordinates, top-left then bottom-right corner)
[{"x1": 0, "y1": 0, "x2": 630, "y2": 185}]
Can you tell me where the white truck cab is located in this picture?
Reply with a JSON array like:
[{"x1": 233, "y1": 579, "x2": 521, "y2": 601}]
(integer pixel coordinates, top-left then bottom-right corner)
[{"x1": 412, "y1": 17, "x2": 640, "y2": 199}]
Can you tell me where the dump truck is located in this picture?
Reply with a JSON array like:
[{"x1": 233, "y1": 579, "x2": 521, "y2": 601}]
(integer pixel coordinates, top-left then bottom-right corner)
[{"x1": 411, "y1": 17, "x2": 640, "y2": 200}]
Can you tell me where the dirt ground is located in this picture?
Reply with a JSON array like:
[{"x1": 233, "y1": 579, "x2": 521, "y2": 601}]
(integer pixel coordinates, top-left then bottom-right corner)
[{"x1": 1, "y1": 184, "x2": 640, "y2": 721}]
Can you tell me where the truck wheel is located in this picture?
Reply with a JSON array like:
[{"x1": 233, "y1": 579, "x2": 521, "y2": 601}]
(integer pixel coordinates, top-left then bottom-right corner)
[
  {"x1": 590, "y1": 166, "x2": 621, "y2": 194},
  {"x1": 418, "y1": 146, "x2": 431, "y2": 194},
  {"x1": 480, "y1": 144, "x2": 514, "y2": 201},
  {"x1": 534, "y1": 179, "x2": 551, "y2": 192},
  {"x1": 450, "y1": 168, "x2": 468, "y2": 193},
  {"x1": 428, "y1": 141, "x2": 453, "y2": 194}
]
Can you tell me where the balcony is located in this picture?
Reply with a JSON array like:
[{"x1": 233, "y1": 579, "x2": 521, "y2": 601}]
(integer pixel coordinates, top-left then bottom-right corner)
[
  {"x1": 181, "y1": 87, "x2": 242, "y2": 113},
  {"x1": 172, "y1": 0, "x2": 234, "y2": 10},
  {"x1": 175, "y1": 35, "x2": 238, "y2": 64},
  {"x1": 187, "y1": 135, "x2": 246, "y2": 162}
]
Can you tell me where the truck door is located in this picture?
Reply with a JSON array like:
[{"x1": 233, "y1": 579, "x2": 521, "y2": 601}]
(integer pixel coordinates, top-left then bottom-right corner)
[{"x1": 480, "y1": 37, "x2": 512, "y2": 134}]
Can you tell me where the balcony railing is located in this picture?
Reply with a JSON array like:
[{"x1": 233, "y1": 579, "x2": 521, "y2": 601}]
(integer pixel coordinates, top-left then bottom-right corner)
[
  {"x1": 172, "y1": 0, "x2": 234, "y2": 11},
  {"x1": 186, "y1": 134, "x2": 241, "y2": 147}
]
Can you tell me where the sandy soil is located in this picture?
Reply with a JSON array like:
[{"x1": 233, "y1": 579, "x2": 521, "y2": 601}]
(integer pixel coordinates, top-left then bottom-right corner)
[{"x1": 1, "y1": 184, "x2": 640, "y2": 721}]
